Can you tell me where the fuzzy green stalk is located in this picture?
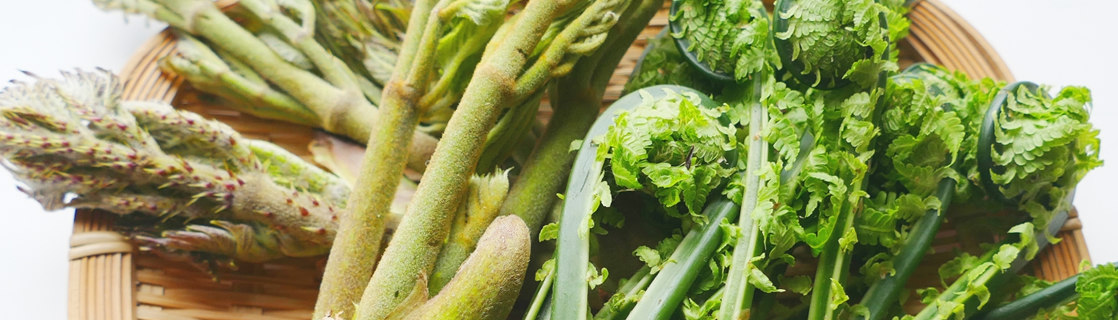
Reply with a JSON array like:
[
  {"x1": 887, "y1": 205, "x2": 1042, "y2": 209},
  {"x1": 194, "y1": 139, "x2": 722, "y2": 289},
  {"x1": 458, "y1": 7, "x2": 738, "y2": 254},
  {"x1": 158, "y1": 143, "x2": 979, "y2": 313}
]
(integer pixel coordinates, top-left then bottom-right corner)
[
  {"x1": 498, "y1": 0, "x2": 664, "y2": 235},
  {"x1": 354, "y1": 0, "x2": 625, "y2": 318},
  {"x1": 391, "y1": 215, "x2": 531, "y2": 320},
  {"x1": 428, "y1": 171, "x2": 511, "y2": 294},
  {"x1": 314, "y1": 87, "x2": 421, "y2": 319},
  {"x1": 354, "y1": 0, "x2": 568, "y2": 316},
  {"x1": 312, "y1": 0, "x2": 440, "y2": 315},
  {"x1": 718, "y1": 73, "x2": 770, "y2": 320}
]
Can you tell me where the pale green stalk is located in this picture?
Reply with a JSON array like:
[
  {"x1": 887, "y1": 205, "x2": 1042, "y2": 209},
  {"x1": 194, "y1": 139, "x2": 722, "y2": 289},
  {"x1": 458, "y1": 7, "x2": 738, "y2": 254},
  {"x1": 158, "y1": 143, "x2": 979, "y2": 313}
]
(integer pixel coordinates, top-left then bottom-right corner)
[
  {"x1": 312, "y1": 0, "x2": 439, "y2": 316},
  {"x1": 354, "y1": 0, "x2": 609, "y2": 318},
  {"x1": 237, "y1": 0, "x2": 362, "y2": 92},
  {"x1": 160, "y1": 32, "x2": 319, "y2": 126},
  {"x1": 719, "y1": 74, "x2": 770, "y2": 320},
  {"x1": 394, "y1": 215, "x2": 531, "y2": 320},
  {"x1": 428, "y1": 171, "x2": 510, "y2": 294},
  {"x1": 92, "y1": 0, "x2": 439, "y2": 173}
]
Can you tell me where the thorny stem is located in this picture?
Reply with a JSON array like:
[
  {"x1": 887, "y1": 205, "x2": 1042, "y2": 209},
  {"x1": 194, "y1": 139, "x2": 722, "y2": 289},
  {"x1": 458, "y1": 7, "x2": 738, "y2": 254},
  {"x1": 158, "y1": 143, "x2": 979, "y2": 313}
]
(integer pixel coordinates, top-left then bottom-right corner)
[
  {"x1": 312, "y1": 0, "x2": 439, "y2": 316},
  {"x1": 0, "y1": 72, "x2": 346, "y2": 262},
  {"x1": 354, "y1": 0, "x2": 583, "y2": 318},
  {"x1": 499, "y1": 0, "x2": 664, "y2": 235}
]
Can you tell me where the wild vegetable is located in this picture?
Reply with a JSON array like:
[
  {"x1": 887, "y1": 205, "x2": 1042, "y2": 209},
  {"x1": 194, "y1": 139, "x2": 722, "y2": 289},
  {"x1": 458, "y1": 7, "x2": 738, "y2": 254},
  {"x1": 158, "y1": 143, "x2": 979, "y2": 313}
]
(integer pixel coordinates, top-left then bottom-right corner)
[
  {"x1": 537, "y1": 1, "x2": 1102, "y2": 319},
  {"x1": 0, "y1": 70, "x2": 347, "y2": 264},
  {"x1": 3, "y1": 0, "x2": 1111, "y2": 319}
]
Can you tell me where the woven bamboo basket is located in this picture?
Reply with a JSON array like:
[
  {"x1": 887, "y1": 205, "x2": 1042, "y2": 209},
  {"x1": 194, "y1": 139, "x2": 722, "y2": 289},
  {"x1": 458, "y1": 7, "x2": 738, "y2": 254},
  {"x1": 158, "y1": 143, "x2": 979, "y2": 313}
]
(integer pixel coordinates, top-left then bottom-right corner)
[{"x1": 65, "y1": 0, "x2": 1092, "y2": 319}]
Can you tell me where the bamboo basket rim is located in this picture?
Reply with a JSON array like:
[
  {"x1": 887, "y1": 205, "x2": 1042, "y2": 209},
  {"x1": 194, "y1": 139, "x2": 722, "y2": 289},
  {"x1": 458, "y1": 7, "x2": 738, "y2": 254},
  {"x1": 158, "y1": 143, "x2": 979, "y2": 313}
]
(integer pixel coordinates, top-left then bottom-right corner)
[{"x1": 65, "y1": 1, "x2": 1091, "y2": 319}]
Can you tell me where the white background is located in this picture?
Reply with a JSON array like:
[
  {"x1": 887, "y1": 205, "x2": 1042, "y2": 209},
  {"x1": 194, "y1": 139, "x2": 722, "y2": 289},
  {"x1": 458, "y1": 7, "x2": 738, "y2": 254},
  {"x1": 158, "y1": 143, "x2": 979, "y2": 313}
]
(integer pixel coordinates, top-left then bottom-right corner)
[{"x1": 0, "y1": 0, "x2": 1116, "y2": 318}]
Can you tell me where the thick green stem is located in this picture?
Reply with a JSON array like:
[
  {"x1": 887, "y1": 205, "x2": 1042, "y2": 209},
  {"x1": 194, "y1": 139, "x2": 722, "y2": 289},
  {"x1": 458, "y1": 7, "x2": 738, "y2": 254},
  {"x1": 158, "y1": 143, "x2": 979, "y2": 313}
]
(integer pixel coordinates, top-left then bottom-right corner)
[
  {"x1": 354, "y1": 1, "x2": 575, "y2": 319},
  {"x1": 593, "y1": 266, "x2": 653, "y2": 320},
  {"x1": 524, "y1": 264, "x2": 556, "y2": 320},
  {"x1": 719, "y1": 74, "x2": 769, "y2": 320},
  {"x1": 312, "y1": 0, "x2": 438, "y2": 316},
  {"x1": 398, "y1": 215, "x2": 531, "y2": 320},
  {"x1": 428, "y1": 171, "x2": 510, "y2": 294},
  {"x1": 971, "y1": 275, "x2": 1079, "y2": 320},
  {"x1": 625, "y1": 195, "x2": 742, "y2": 320},
  {"x1": 313, "y1": 83, "x2": 421, "y2": 319},
  {"x1": 857, "y1": 177, "x2": 957, "y2": 320},
  {"x1": 499, "y1": 0, "x2": 665, "y2": 235}
]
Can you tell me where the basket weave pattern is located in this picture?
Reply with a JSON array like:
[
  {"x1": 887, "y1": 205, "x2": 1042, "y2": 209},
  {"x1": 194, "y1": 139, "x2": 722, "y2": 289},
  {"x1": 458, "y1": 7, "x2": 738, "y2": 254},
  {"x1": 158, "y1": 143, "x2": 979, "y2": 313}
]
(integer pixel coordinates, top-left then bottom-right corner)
[{"x1": 66, "y1": 1, "x2": 1091, "y2": 319}]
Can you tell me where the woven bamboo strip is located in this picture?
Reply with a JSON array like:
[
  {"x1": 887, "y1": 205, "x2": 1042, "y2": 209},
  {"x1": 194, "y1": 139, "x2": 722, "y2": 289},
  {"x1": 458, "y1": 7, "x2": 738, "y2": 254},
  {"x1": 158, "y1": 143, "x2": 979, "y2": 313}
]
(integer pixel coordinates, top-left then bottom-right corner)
[
  {"x1": 926, "y1": 0, "x2": 1014, "y2": 81},
  {"x1": 920, "y1": 4, "x2": 997, "y2": 78},
  {"x1": 910, "y1": 9, "x2": 981, "y2": 78}
]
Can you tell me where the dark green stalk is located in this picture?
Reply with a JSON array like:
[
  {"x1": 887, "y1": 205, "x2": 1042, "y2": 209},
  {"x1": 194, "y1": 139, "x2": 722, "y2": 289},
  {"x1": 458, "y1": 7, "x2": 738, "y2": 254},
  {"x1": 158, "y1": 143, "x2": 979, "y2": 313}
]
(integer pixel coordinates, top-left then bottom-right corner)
[
  {"x1": 524, "y1": 265, "x2": 556, "y2": 320},
  {"x1": 971, "y1": 275, "x2": 1079, "y2": 320},
  {"x1": 857, "y1": 177, "x2": 957, "y2": 320},
  {"x1": 551, "y1": 85, "x2": 717, "y2": 320},
  {"x1": 807, "y1": 208, "x2": 856, "y2": 320},
  {"x1": 625, "y1": 195, "x2": 741, "y2": 320},
  {"x1": 550, "y1": 141, "x2": 604, "y2": 320},
  {"x1": 912, "y1": 245, "x2": 1013, "y2": 320}
]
